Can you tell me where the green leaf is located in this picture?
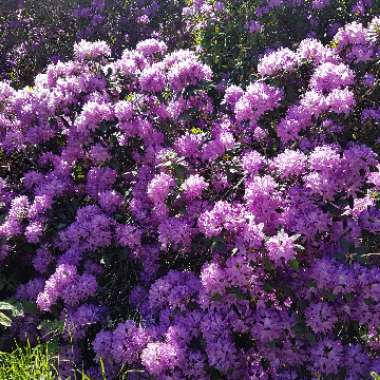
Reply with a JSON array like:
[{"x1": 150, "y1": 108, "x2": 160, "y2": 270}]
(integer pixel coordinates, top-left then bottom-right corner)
[
  {"x1": 21, "y1": 301, "x2": 39, "y2": 316},
  {"x1": 0, "y1": 301, "x2": 15, "y2": 311},
  {"x1": 174, "y1": 164, "x2": 187, "y2": 181},
  {"x1": 263, "y1": 282, "x2": 273, "y2": 292},
  {"x1": 211, "y1": 293, "x2": 223, "y2": 302},
  {"x1": 289, "y1": 259, "x2": 300, "y2": 271},
  {"x1": 45, "y1": 340, "x2": 60, "y2": 355},
  {"x1": 0, "y1": 300, "x2": 24, "y2": 318},
  {"x1": 263, "y1": 257, "x2": 274, "y2": 273},
  {"x1": 0, "y1": 311, "x2": 12, "y2": 327},
  {"x1": 227, "y1": 286, "x2": 248, "y2": 300},
  {"x1": 38, "y1": 320, "x2": 65, "y2": 335},
  {"x1": 325, "y1": 292, "x2": 337, "y2": 302}
]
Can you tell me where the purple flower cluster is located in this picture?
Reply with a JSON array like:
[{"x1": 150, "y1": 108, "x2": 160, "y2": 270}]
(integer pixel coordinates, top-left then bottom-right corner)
[{"x1": 0, "y1": 7, "x2": 380, "y2": 380}]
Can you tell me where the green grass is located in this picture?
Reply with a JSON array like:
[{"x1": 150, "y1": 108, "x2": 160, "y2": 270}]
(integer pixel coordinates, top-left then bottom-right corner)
[
  {"x1": 0, "y1": 342, "x2": 97, "y2": 380},
  {"x1": 0, "y1": 342, "x2": 58, "y2": 380}
]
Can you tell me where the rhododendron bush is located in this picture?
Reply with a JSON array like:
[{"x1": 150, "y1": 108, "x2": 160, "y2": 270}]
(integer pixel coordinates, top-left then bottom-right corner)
[
  {"x1": 1, "y1": 1, "x2": 380, "y2": 380},
  {"x1": 0, "y1": 0, "x2": 191, "y2": 87}
]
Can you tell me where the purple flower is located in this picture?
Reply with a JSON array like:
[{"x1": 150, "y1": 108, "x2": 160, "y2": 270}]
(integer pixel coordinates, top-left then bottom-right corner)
[
  {"x1": 247, "y1": 20, "x2": 262, "y2": 33},
  {"x1": 74, "y1": 40, "x2": 111, "y2": 60},
  {"x1": 181, "y1": 174, "x2": 208, "y2": 200},
  {"x1": 141, "y1": 342, "x2": 178, "y2": 376},
  {"x1": 147, "y1": 173, "x2": 175, "y2": 204},
  {"x1": 258, "y1": 48, "x2": 299, "y2": 76},
  {"x1": 265, "y1": 230, "x2": 298, "y2": 265},
  {"x1": 136, "y1": 39, "x2": 167, "y2": 56}
]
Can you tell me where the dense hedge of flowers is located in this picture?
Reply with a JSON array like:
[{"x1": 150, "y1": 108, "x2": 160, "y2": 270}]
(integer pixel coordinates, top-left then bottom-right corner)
[
  {"x1": 0, "y1": 0, "x2": 190, "y2": 87},
  {"x1": 3, "y1": 1, "x2": 380, "y2": 88},
  {"x1": 193, "y1": 0, "x2": 380, "y2": 84},
  {"x1": 1, "y1": 1, "x2": 380, "y2": 380}
]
